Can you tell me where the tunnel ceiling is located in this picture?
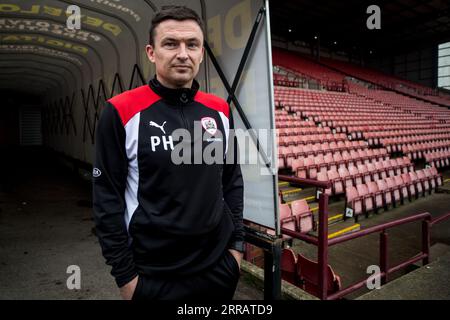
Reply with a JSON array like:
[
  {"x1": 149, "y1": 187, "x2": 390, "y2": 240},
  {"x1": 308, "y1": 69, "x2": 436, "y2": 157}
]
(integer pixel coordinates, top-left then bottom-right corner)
[{"x1": 0, "y1": 0, "x2": 161, "y2": 98}]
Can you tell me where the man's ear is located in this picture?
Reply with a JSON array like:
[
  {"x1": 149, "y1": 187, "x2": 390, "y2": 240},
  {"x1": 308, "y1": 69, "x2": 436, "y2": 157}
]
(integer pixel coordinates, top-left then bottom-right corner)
[
  {"x1": 200, "y1": 46, "x2": 205, "y2": 64},
  {"x1": 145, "y1": 44, "x2": 156, "y2": 63}
]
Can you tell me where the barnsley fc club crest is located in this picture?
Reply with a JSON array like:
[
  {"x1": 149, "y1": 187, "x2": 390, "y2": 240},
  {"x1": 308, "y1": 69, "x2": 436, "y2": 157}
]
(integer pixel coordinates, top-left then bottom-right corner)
[{"x1": 201, "y1": 117, "x2": 217, "y2": 135}]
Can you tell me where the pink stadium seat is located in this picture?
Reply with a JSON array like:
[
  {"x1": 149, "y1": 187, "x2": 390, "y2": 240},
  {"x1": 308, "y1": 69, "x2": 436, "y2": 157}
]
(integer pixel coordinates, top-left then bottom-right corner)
[
  {"x1": 417, "y1": 170, "x2": 431, "y2": 193},
  {"x1": 394, "y1": 175, "x2": 408, "y2": 202},
  {"x1": 328, "y1": 169, "x2": 344, "y2": 194},
  {"x1": 324, "y1": 153, "x2": 336, "y2": 171},
  {"x1": 396, "y1": 157, "x2": 407, "y2": 174},
  {"x1": 385, "y1": 177, "x2": 401, "y2": 204},
  {"x1": 291, "y1": 199, "x2": 314, "y2": 233},
  {"x1": 316, "y1": 154, "x2": 327, "y2": 175},
  {"x1": 391, "y1": 159, "x2": 402, "y2": 176},
  {"x1": 280, "y1": 203, "x2": 296, "y2": 232},
  {"x1": 350, "y1": 150, "x2": 361, "y2": 166},
  {"x1": 278, "y1": 156, "x2": 286, "y2": 170},
  {"x1": 367, "y1": 181, "x2": 383, "y2": 210},
  {"x1": 303, "y1": 144, "x2": 313, "y2": 156},
  {"x1": 349, "y1": 165, "x2": 362, "y2": 186},
  {"x1": 346, "y1": 186, "x2": 363, "y2": 216},
  {"x1": 317, "y1": 171, "x2": 332, "y2": 196},
  {"x1": 358, "y1": 164, "x2": 372, "y2": 184},
  {"x1": 339, "y1": 167, "x2": 353, "y2": 189},
  {"x1": 383, "y1": 160, "x2": 395, "y2": 177},
  {"x1": 357, "y1": 184, "x2": 374, "y2": 213},
  {"x1": 312, "y1": 143, "x2": 322, "y2": 155},
  {"x1": 358, "y1": 149, "x2": 370, "y2": 164},
  {"x1": 401, "y1": 173, "x2": 416, "y2": 199},
  {"x1": 409, "y1": 171, "x2": 424, "y2": 196},
  {"x1": 376, "y1": 179, "x2": 392, "y2": 206},
  {"x1": 430, "y1": 166, "x2": 443, "y2": 187},
  {"x1": 366, "y1": 162, "x2": 377, "y2": 181},
  {"x1": 333, "y1": 152, "x2": 345, "y2": 169},
  {"x1": 375, "y1": 161, "x2": 387, "y2": 179},
  {"x1": 340, "y1": 152, "x2": 350, "y2": 168},
  {"x1": 305, "y1": 157, "x2": 317, "y2": 179},
  {"x1": 293, "y1": 158, "x2": 306, "y2": 178},
  {"x1": 292, "y1": 145, "x2": 303, "y2": 157},
  {"x1": 423, "y1": 168, "x2": 436, "y2": 190}
]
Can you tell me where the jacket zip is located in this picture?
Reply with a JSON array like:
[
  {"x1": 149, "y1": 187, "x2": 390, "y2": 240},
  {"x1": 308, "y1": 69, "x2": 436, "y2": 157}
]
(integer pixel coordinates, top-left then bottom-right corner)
[{"x1": 179, "y1": 107, "x2": 189, "y2": 130}]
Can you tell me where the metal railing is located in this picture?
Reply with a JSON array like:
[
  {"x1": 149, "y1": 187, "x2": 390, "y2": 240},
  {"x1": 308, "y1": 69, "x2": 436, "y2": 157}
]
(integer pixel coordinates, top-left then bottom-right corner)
[{"x1": 278, "y1": 174, "x2": 450, "y2": 300}]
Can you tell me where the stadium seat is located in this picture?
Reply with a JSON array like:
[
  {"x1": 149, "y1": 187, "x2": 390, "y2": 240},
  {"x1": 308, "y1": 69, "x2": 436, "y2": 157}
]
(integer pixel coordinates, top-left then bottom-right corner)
[
  {"x1": 339, "y1": 167, "x2": 353, "y2": 189},
  {"x1": 346, "y1": 186, "x2": 363, "y2": 217},
  {"x1": 291, "y1": 199, "x2": 314, "y2": 233},
  {"x1": 296, "y1": 254, "x2": 342, "y2": 297},
  {"x1": 423, "y1": 168, "x2": 436, "y2": 190},
  {"x1": 376, "y1": 179, "x2": 392, "y2": 207},
  {"x1": 280, "y1": 203, "x2": 296, "y2": 233},
  {"x1": 409, "y1": 171, "x2": 424, "y2": 196},
  {"x1": 358, "y1": 163, "x2": 372, "y2": 184},
  {"x1": 401, "y1": 173, "x2": 416, "y2": 200},
  {"x1": 394, "y1": 175, "x2": 408, "y2": 203},
  {"x1": 367, "y1": 181, "x2": 384, "y2": 210},
  {"x1": 417, "y1": 170, "x2": 431, "y2": 194},
  {"x1": 292, "y1": 158, "x2": 305, "y2": 177},
  {"x1": 356, "y1": 184, "x2": 374, "y2": 214},
  {"x1": 385, "y1": 177, "x2": 401, "y2": 205},
  {"x1": 349, "y1": 165, "x2": 362, "y2": 186},
  {"x1": 328, "y1": 169, "x2": 344, "y2": 195},
  {"x1": 281, "y1": 248, "x2": 297, "y2": 285},
  {"x1": 430, "y1": 166, "x2": 443, "y2": 187}
]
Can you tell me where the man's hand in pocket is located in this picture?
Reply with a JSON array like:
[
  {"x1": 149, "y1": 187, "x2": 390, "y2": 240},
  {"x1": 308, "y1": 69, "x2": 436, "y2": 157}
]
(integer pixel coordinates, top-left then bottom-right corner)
[
  {"x1": 228, "y1": 249, "x2": 243, "y2": 270},
  {"x1": 119, "y1": 275, "x2": 139, "y2": 300}
]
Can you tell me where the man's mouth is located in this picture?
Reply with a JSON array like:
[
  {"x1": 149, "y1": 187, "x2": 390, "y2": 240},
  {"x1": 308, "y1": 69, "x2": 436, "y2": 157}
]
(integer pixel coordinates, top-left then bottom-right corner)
[{"x1": 173, "y1": 65, "x2": 191, "y2": 69}]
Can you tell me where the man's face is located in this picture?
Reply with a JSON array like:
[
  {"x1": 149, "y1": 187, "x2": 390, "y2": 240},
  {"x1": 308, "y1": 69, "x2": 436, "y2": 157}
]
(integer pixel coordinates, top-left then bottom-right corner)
[{"x1": 146, "y1": 19, "x2": 204, "y2": 89}]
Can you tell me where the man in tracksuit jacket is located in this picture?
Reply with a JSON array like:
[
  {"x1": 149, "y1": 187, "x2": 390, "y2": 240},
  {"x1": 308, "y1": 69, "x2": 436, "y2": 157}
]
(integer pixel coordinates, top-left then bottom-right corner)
[{"x1": 92, "y1": 6, "x2": 244, "y2": 300}]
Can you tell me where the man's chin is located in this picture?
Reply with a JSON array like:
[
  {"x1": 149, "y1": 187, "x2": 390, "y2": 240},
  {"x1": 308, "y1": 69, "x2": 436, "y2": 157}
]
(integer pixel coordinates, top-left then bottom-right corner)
[{"x1": 171, "y1": 74, "x2": 194, "y2": 87}]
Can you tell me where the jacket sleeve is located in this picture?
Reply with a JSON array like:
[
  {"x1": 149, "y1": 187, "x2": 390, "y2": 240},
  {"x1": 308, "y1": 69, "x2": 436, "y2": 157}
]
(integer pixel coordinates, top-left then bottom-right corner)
[
  {"x1": 92, "y1": 102, "x2": 137, "y2": 288},
  {"x1": 222, "y1": 110, "x2": 245, "y2": 247}
]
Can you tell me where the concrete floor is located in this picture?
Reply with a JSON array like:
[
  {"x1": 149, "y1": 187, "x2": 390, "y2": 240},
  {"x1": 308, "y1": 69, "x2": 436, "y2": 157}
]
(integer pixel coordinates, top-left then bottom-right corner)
[
  {"x1": 0, "y1": 147, "x2": 262, "y2": 300},
  {"x1": 358, "y1": 251, "x2": 450, "y2": 300}
]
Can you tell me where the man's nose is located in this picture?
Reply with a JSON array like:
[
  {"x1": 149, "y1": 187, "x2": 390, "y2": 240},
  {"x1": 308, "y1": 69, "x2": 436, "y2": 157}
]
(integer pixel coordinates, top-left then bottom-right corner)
[{"x1": 177, "y1": 43, "x2": 189, "y2": 60}]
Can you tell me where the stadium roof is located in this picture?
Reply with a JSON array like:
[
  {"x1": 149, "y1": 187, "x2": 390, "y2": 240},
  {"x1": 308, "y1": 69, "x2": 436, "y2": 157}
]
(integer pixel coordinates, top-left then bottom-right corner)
[{"x1": 269, "y1": 0, "x2": 450, "y2": 55}]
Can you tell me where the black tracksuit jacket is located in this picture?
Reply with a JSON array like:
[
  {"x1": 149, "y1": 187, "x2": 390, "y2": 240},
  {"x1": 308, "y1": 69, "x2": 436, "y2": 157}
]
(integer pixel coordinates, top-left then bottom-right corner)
[{"x1": 92, "y1": 78, "x2": 244, "y2": 287}]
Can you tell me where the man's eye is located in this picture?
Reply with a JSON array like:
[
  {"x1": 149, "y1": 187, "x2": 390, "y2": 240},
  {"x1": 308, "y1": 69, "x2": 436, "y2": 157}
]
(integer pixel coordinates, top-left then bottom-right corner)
[
  {"x1": 164, "y1": 42, "x2": 177, "y2": 48},
  {"x1": 188, "y1": 43, "x2": 199, "y2": 48}
]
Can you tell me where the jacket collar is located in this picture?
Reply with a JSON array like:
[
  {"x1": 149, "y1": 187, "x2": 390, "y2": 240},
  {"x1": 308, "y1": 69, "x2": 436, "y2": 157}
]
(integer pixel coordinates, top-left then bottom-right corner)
[{"x1": 149, "y1": 76, "x2": 199, "y2": 105}]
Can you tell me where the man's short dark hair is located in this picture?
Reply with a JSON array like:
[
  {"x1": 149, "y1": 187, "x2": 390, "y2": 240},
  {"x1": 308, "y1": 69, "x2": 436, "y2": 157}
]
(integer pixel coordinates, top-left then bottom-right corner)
[{"x1": 149, "y1": 6, "x2": 205, "y2": 46}]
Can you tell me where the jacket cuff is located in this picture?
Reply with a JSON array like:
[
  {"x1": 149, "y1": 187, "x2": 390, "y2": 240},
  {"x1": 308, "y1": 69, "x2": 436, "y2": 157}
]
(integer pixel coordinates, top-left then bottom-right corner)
[
  {"x1": 228, "y1": 238, "x2": 245, "y2": 253},
  {"x1": 115, "y1": 269, "x2": 138, "y2": 288}
]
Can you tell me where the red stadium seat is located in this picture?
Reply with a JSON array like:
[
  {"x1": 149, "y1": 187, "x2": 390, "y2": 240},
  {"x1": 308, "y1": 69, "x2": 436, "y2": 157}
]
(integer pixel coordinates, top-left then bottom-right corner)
[
  {"x1": 296, "y1": 254, "x2": 342, "y2": 297},
  {"x1": 281, "y1": 248, "x2": 297, "y2": 285}
]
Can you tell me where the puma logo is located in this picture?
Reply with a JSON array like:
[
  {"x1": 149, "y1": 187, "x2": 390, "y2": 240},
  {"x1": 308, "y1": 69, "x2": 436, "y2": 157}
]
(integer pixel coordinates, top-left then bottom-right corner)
[{"x1": 149, "y1": 121, "x2": 167, "y2": 134}]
